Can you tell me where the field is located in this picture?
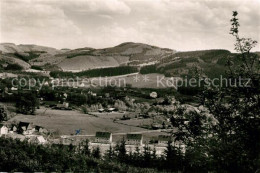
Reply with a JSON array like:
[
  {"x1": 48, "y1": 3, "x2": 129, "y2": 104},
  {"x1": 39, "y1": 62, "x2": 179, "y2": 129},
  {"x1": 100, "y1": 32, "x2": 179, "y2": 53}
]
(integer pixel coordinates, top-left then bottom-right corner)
[
  {"x1": 88, "y1": 73, "x2": 180, "y2": 88},
  {"x1": 8, "y1": 107, "x2": 169, "y2": 142}
]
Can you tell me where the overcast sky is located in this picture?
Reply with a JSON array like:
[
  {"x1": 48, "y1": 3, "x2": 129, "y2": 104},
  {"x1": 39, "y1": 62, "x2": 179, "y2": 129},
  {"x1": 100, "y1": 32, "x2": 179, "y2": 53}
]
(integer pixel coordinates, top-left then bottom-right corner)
[{"x1": 1, "y1": 0, "x2": 259, "y2": 51}]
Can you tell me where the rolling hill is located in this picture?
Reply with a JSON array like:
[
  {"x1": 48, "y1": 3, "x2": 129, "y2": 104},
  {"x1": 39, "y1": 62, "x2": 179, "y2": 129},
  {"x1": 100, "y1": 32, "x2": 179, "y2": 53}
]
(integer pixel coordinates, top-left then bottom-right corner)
[
  {"x1": 0, "y1": 42, "x2": 176, "y2": 72},
  {"x1": 1, "y1": 42, "x2": 258, "y2": 79}
]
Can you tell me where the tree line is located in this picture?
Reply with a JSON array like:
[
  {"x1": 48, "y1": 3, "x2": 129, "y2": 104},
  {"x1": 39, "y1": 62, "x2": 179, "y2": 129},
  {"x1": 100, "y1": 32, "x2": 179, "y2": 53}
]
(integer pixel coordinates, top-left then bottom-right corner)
[{"x1": 50, "y1": 66, "x2": 138, "y2": 78}]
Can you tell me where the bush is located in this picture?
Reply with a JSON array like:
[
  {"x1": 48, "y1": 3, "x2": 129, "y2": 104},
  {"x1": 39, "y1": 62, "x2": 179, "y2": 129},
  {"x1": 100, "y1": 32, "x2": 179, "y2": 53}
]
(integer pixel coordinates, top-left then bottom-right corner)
[
  {"x1": 14, "y1": 52, "x2": 42, "y2": 62},
  {"x1": 140, "y1": 65, "x2": 158, "y2": 74},
  {"x1": 31, "y1": 65, "x2": 43, "y2": 70}
]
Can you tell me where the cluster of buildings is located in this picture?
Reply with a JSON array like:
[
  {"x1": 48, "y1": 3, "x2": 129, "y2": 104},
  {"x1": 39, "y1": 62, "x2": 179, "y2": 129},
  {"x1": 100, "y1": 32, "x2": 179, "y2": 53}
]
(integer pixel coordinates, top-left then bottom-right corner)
[
  {"x1": 61, "y1": 131, "x2": 185, "y2": 149},
  {"x1": 0, "y1": 121, "x2": 48, "y2": 145},
  {"x1": 1, "y1": 121, "x2": 186, "y2": 155}
]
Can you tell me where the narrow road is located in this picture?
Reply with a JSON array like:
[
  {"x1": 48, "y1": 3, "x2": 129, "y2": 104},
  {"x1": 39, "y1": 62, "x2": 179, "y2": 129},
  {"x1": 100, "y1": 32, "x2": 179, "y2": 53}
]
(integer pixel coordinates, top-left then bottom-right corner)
[{"x1": 61, "y1": 129, "x2": 173, "y2": 138}]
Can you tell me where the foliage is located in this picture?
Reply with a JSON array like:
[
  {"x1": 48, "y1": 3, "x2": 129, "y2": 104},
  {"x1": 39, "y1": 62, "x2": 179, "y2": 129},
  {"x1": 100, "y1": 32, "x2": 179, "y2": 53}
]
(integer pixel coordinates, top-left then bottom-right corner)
[
  {"x1": 0, "y1": 137, "x2": 159, "y2": 172},
  {"x1": 31, "y1": 65, "x2": 43, "y2": 70},
  {"x1": 5, "y1": 64, "x2": 23, "y2": 71},
  {"x1": 66, "y1": 50, "x2": 95, "y2": 58},
  {"x1": 171, "y1": 11, "x2": 260, "y2": 173},
  {"x1": 16, "y1": 92, "x2": 39, "y2": 115},
  {"x1": 14, "y1": 52, "x2": 42, "y2": 62},
  {"x1": 140, "y1": 65, "x2": 158, "y2": 74},
  {"x1": 0, "y1": 105, "x2": 8, "y2": 122},
  {"x1": 50, "y1": 66, "x2": 138, "y2": 78}
]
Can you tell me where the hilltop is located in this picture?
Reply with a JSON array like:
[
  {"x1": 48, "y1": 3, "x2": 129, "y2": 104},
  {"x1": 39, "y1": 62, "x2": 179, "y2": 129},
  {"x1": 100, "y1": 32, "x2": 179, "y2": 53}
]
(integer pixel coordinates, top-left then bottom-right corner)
[
  {"x1": 1, "y1": 42, "x2": 258, "y2": 79},
  {"x1": 0, "y1": 42, "x2": 176, "y2": 72}
]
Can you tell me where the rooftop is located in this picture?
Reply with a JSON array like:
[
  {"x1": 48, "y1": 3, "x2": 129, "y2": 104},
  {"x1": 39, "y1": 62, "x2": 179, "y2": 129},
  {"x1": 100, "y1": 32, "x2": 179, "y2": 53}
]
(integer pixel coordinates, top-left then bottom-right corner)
[
  {"x1": 158, "y1": 135, "x2": 172, "y2": 141},
  {"x1": 96, "y1": 132, "x2": 111, "y2": 138},
  {"x1": 126, "y1": 134, "x2": 142, "y2": 140}
]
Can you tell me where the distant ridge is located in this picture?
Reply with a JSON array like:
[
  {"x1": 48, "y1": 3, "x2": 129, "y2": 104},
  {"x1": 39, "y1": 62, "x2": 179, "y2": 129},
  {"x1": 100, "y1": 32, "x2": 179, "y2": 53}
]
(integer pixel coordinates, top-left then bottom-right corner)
[{"x1": 0, "y1": 42, "x2": 176, "y2": 71}]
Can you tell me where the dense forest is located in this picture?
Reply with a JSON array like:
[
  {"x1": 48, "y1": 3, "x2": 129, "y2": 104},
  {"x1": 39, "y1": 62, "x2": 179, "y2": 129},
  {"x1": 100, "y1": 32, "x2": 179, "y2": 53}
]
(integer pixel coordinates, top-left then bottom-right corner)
[{"x1": 0, "y1": 137, "x2": 184, "y2": 172}]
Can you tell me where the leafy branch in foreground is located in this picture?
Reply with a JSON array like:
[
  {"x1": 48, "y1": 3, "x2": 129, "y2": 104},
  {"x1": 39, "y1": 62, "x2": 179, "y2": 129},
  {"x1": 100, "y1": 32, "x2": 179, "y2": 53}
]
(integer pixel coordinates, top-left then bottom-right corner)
[{"x1": 171, "y1": 11, "x2": 260, "y2": 173}]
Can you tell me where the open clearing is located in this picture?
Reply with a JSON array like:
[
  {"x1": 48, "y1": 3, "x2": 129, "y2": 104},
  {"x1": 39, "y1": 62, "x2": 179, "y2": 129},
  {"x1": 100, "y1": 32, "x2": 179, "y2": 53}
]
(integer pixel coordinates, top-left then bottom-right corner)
[
  {"x1": 8, "y1": 108, "x2": 168, "y2": 140},
  {"x1": 87, "y1": 73, "x2": 179, "y2": 88}
]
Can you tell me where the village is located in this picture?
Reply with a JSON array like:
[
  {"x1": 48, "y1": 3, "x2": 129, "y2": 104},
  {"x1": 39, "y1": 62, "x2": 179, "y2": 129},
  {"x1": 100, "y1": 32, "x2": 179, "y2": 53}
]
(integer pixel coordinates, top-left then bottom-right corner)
[
  {"x1": 0, "y1": 2, "x2": 258, "y2": 172},
  {"x1": 0, "y1": 117, "x2": 186, "y2": 156},
  {"x1": 0, "y1": 68, "x2": 217, "y2": 159}
]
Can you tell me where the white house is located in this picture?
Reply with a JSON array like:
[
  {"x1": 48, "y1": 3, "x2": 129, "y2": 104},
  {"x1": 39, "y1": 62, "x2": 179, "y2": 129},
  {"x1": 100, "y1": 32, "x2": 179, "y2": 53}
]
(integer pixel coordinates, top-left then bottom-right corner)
[
  {"x1": 36, "y1": 136, "x2": 47, "y2": 144},
  {"x1": 94, "y1": 132, "x2": 112, "y2": 143},
  {"x1": 0, "y1": 124, "x2": 8, "y2": 136},
  {"x1": 107, "y1": 108, "x2": 115, "y2": 112},
  {"x1": 98, "y1": 108, "x2": 105, "y2": 113},
  {"x1": 26, "y1": 135, "x2": 47, "y2": 144},
  {"x1": 126, "y1": 134, "x2": 143, "y2": 145},
  {"x1": 56, "y1": 102, "x2": 69, "y2": 109},
  {"x1": 150, "y1": 92, "x2": 158, "y2": 98},
  {"x1": 11, "y1": 87, "x2": 18, "y2": 91}
]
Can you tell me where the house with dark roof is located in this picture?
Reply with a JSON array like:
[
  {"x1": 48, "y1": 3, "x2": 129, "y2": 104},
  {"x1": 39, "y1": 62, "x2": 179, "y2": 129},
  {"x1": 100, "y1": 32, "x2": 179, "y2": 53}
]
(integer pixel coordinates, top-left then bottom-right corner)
[
  {"x1": 18, "y1": 122, "x2": 35, "y2": 135},
  {"x1": 35, "y1": 125, "x2": 48, "y2": 134},
  {"x1": 6, "y1": 123, "x2": 18, "y2": 133},
  {"x1": 158, "y1": 135, "x2": 172, "y2": 146},
  {"x1": 94, "y1": 132, "x2": 112, "y2": 143},
  {"x1": 126, "y1": 133, "x2": 143, "y2": 145}
]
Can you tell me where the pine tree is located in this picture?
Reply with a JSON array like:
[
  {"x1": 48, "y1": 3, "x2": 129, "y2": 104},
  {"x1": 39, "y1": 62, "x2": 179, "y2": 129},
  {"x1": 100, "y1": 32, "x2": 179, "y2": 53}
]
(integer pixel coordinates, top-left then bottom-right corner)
[
  {"x1": 117, "y1": 139, "x2": 126, "y2": 162},
  {"x1": 82, "y1": 139, "x2": 91, "y2": 156},
  {"x1": 92, "y1": 146, "x2": 101, "y2": 159},
  {"x1": 104, "y1": 145, "x2": 114, "y2": 161},
  {"x1": 143, "y1": 144, "x2": 152, "y2": 167}
]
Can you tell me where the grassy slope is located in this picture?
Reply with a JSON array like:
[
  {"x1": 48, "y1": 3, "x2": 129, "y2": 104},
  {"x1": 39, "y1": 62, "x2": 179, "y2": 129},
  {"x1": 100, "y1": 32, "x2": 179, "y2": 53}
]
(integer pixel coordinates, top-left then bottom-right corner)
[
  {"x1": 8, "y1": 108, "x2": 146, "y2": 135},
  {"x1": 141, "y1": 49, "x2": 234, "y2": 78}
]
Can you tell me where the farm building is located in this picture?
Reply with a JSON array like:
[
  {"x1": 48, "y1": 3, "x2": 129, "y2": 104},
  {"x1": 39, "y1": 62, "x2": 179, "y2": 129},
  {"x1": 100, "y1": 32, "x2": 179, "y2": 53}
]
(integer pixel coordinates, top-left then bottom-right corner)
[
  {"x1": 94, "y1": 132, "x2": 112, "y2": 144},
  {"x1": 158, "y1": 135, "x2": 172, "y2": 146},
  {"x1": 126, "y1": 134, "x2": 143, "y2": 145}
]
